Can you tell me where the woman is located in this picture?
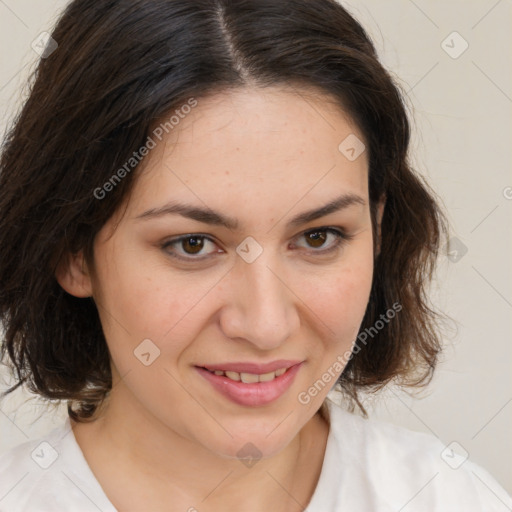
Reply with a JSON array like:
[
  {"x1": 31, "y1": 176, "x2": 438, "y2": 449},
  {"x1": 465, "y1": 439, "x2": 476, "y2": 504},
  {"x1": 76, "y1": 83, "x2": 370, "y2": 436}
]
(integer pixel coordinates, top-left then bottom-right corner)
[{"x1": 0, "y1": 0, "x2": 510, "y2": 510}]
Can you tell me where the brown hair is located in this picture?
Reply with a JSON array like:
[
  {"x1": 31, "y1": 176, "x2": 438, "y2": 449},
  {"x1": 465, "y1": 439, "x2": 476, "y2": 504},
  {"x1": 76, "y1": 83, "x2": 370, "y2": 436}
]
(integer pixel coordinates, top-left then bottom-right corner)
[{"x1": 0, "y1": 0, "x2": 448, "y2": 421}]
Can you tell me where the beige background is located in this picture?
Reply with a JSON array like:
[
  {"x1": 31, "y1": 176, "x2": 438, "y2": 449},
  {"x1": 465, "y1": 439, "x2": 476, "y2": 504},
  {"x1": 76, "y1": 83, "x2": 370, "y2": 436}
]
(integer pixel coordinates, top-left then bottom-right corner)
[{"x1": 1, "y1": 0, "x2": 511, "y2": 497}]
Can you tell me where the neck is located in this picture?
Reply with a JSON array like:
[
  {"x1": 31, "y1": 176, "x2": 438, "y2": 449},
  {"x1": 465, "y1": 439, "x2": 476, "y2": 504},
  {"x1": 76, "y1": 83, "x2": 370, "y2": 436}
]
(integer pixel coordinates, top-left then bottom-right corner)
[{"x1": 71, "y1": 380, "x2": 329, "y2": 512}]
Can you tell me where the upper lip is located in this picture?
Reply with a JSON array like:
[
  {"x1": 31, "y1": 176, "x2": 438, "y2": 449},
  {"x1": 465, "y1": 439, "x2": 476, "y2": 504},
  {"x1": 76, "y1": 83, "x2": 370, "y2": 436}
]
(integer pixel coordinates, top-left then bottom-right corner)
[{"x1": 199, "y1": 360, "x2": 302, "y2": 374}]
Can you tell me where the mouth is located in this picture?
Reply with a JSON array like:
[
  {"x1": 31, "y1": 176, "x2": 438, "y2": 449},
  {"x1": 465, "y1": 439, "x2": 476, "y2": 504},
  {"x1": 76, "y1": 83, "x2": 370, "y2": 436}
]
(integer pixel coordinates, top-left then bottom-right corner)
[
  {"x1": 201, "y1": 366, "x2": 288, "y2": 383},
  {"x1": 195, "y1": 360, "x2": 302, "y2": 407}
]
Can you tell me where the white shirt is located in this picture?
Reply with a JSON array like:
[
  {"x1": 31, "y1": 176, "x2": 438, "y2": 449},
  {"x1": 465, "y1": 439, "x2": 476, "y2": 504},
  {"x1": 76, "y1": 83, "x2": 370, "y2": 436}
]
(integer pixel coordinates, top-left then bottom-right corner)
[{"x1": 1, "y1": 399, "x2": 510, "y2": 511}]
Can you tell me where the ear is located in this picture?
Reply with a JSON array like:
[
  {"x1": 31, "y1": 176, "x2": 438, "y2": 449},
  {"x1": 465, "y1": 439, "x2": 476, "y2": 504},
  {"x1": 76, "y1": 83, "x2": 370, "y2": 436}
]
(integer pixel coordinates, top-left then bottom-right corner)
[
  {"x1": 55, "y1": 251, "x2": 93, "y2": 298},
  {"x1": 375, "y1": 195, "x2": 386, "y2": 256}
]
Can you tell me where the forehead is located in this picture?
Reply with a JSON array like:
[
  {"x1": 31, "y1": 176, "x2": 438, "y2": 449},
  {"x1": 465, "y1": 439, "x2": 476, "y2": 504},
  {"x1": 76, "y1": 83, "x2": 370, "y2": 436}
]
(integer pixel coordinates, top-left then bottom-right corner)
[{"x1": 128, "y1": 86, "x2": 369, "y2": 222}]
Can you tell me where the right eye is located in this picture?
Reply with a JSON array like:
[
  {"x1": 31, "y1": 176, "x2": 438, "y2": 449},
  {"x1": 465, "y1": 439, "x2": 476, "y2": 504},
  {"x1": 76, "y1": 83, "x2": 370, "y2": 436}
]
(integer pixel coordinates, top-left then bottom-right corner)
[{"x1": 161, "y1": 234, "x2": 223, "y2": 261}]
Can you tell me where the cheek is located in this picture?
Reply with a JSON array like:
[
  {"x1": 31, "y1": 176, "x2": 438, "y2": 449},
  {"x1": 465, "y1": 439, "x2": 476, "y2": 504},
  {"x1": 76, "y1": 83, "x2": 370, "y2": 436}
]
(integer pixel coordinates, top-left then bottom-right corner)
[
  {"x1": 299, "y1": 250, "x2": 374, "y2": 345},
  {"x1": 310, "y1": 270, "x2": 371, "y2": 344},
  {"x1": 93, "y1": 228, "x2": 373, "y2": 360},
  {"x1": 92, "y1": 239, "x2": 194, "y2": 337},
  {"x1": 91, "y1": 248, "x2": 225, "y2": 378}
]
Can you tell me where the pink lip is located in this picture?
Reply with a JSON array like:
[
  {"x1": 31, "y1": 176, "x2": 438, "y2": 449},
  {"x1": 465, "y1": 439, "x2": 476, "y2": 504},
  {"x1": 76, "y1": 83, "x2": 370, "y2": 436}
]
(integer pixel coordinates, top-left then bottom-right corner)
[
  {"x1": 201, "y1": 360, "x2": 301, "y2": 374},
  {"x1": 196, "y1": 362, "x2": 303, "y2": 407}
]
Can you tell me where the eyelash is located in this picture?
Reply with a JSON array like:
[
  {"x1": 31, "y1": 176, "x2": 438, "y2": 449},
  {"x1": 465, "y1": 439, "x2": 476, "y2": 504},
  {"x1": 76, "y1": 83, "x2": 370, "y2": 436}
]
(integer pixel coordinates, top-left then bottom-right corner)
[{"x1": 161, "y1": 227, "x2": 354, "y2": 262}]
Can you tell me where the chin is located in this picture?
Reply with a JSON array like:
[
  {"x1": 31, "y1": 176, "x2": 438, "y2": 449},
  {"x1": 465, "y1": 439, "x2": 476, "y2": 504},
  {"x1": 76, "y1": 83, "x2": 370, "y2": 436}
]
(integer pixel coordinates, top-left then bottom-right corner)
[
  {"x1": 195, "y1": 413, "x2": 304, "y2": 463},
  {"x1": 211, "y1": 434, "x2": 294, "y2": 463}
]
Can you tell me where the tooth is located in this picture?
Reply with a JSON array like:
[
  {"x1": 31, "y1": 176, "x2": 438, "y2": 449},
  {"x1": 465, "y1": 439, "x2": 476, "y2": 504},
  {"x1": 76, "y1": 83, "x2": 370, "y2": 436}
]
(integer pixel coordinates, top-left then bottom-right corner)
[
  {"x1": 225, "y1": 371, "x2": 241, "y2": 381},
  {"x1": 214, "y1": 370, "x2": 224, "y2": 376},
  {"x1": 240, "y1": 372, "x2": 259, "y2": 383},
  {"x1": 275, "y1": 368, "x2": 286, "y2": 377},
  {"x1": 259, "y1": 371, "x2": 276, "y2": 382}
]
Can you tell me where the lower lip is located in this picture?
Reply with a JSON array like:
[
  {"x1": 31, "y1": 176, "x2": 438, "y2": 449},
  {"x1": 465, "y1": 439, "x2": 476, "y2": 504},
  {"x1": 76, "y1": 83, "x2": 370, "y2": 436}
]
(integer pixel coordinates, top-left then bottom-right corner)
[{"x1": 196, "y1": 363, "x2": 302, "y2": 407}]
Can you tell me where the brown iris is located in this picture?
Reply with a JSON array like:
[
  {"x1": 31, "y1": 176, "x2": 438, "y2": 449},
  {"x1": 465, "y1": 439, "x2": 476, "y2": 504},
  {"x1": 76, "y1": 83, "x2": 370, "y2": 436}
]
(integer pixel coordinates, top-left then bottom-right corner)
[
  {"x1": 182, "y1": 236, "x2": 204, "y2": 254},
  {"x1": 305, "y1": 230, "x2": 327, "y2": 248}
]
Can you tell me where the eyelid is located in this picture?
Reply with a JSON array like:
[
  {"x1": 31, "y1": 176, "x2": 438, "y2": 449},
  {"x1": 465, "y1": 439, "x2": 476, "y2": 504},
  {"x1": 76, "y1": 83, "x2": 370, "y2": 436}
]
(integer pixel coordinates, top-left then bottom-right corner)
[
  {"x1": 161, "y1": 226, "x2": 353, "y2": 262},
  {"x1": 161, "y1": 233, "x2": 222, "y2": 262},
  {"x1": 290, "y1": 226, "x2": 353, "y2": 252}
]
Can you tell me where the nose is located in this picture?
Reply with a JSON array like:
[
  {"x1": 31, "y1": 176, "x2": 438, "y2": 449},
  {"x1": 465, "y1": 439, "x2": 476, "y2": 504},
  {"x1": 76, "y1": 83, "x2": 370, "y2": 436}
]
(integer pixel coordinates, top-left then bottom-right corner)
[{"x1": 218, "y1": 253, "x2": 300, "y2": 351}]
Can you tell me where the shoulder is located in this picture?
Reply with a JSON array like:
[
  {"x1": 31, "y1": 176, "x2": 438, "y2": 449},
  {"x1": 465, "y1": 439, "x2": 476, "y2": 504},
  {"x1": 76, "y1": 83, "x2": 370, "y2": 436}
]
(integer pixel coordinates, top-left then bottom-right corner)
[
  {"x1": 0, "y1": 418, "x2": 117, "y2": 512},
  {"x1": 316, "y1": 399, "x2": 512, "y2": 511}
]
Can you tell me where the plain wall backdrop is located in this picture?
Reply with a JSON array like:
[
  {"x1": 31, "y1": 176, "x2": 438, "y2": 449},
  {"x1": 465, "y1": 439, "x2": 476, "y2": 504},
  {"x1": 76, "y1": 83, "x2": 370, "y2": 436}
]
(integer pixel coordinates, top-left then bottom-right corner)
[{"x1": 1, "y1": 0, "x2": 511, "y2": 497}]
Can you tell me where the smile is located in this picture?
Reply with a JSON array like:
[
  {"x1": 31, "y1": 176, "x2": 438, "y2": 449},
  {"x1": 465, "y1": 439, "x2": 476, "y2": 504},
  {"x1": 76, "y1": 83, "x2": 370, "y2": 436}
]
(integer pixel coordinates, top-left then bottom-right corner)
[
  {"x1": 195, "y1": 361, "x2": 303, "y2": 407},
  {"x1": 204, "y1": 367, "x2": 287, "y2": 383}
]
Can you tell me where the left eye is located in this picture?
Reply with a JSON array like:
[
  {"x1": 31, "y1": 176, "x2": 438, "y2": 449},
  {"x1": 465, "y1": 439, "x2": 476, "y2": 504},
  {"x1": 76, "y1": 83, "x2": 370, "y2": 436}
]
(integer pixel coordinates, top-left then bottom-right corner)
[
  {"x1": 162, "y1": 227, "x2": 351, "y2": 261},
  {"x1": 292, "y1": 227, "x2": 350, "y2": 253}
]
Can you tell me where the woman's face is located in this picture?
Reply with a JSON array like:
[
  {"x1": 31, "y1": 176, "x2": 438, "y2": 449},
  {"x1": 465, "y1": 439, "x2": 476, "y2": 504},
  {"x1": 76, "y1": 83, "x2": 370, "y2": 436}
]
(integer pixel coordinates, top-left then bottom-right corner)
[{"x1": 85, "y1": 86, "x2": 379, "y2": 459}]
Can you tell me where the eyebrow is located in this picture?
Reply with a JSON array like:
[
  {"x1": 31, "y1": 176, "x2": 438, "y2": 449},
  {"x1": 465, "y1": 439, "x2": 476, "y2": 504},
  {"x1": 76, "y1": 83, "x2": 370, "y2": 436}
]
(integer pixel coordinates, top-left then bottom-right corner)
[{"x1": 135, "y1": 193, "x2": 365, "y2": 230}]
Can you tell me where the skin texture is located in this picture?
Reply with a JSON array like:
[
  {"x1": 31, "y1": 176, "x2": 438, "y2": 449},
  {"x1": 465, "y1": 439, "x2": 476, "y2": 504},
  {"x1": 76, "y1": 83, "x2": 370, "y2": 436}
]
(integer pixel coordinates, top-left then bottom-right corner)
[{"x1": 57, "y1": 86, "x2": 385, "y2": 511}]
